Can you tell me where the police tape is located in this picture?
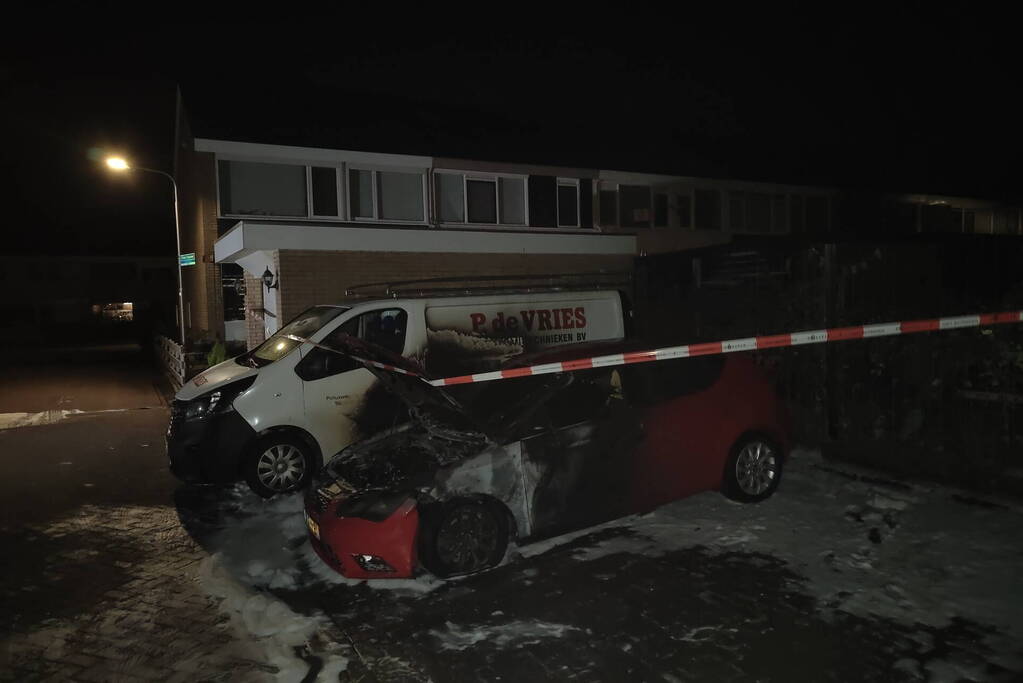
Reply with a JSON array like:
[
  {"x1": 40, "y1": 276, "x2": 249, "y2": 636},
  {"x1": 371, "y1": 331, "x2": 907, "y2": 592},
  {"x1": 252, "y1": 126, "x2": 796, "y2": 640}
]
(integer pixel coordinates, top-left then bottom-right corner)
[
  {"x1": 289, "y1": 311, "x2": 1023, "y2": 387},
  {"x1": 424, "y1": 310, "x2": 1023, "y2": 386}
]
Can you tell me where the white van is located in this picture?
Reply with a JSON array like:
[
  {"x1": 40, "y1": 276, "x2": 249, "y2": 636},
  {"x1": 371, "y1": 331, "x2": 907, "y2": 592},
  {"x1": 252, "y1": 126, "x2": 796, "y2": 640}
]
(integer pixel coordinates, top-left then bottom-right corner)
[{"x1": 166, "y1": 290, "x2": 627, "y2": 497}]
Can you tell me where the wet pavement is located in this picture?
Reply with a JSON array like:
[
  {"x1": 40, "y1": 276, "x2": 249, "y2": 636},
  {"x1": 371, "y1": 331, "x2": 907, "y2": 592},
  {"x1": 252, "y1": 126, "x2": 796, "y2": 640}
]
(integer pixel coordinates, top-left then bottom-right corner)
[{"x1": 2, "y1": 348, "x2": 1023, "y2": 682}]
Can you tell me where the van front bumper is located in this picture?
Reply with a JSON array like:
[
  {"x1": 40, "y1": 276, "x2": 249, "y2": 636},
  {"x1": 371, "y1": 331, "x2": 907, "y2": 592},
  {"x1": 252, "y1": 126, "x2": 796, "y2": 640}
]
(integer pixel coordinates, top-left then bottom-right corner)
[{"x1": 166, "y1": 404, "x2": 256, "y2": 484}]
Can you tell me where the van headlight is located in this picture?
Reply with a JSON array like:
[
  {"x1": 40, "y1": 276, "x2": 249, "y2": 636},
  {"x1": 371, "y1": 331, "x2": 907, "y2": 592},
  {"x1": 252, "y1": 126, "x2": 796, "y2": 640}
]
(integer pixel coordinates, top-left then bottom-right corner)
[{"x1": 183, "y1": 377, "x2": 256, "y2": 422}]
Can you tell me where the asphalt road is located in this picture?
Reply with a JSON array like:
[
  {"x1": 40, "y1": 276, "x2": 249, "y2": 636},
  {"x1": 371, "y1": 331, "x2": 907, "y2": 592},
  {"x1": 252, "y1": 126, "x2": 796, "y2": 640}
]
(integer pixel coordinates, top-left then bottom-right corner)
[{"x1": 0, "y1": 343, "x2": 166, "y2": 413}]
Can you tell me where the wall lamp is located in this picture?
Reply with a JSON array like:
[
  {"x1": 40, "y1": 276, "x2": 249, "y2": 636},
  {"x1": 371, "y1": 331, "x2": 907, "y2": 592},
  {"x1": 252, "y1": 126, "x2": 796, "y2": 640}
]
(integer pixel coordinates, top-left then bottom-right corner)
[{"x1": 261, "y1": 267, "x2": 279, "y2": 292}]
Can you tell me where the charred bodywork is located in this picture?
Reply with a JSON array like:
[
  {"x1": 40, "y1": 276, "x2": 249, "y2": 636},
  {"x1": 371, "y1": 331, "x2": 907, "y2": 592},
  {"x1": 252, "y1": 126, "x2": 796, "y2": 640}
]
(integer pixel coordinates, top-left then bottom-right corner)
[{"x1": 304, "y1": 336, "x2": 790, "y2": 579}]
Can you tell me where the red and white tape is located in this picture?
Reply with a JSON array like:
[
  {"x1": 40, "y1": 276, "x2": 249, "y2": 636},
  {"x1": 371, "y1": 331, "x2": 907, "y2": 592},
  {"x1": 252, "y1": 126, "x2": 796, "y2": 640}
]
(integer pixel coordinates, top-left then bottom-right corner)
[{"x1": 425, "y1": 310, "x2": 1023, "y2": 386}]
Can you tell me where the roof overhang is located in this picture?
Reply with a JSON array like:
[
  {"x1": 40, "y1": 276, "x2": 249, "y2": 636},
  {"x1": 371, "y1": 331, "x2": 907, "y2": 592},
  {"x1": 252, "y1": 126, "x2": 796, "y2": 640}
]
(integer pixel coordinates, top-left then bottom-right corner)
[{"x1": 214, "y1": 221, "x2": 638, "y2": 264}]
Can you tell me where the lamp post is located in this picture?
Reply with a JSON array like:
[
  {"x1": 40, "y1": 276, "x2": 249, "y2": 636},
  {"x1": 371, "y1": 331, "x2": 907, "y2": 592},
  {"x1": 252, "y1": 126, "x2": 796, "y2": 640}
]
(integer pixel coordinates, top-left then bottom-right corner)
[{"x1": 105, "y1": 156, "x2": 187, "y2": 348}]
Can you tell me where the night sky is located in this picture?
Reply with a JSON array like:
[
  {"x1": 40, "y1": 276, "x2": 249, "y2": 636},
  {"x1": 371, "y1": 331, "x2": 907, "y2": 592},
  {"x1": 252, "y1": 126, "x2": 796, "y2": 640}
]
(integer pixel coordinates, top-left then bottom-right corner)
[{"x1": 2, "y1": 8, "x2": 1018, "y2": 258}]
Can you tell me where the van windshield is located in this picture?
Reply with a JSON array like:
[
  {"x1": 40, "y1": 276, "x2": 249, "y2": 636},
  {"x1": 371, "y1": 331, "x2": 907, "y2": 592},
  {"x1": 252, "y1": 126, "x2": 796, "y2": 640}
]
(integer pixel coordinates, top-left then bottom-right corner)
[{"x1": 245, "y1": 306, "x2": 349, "y2": 366}]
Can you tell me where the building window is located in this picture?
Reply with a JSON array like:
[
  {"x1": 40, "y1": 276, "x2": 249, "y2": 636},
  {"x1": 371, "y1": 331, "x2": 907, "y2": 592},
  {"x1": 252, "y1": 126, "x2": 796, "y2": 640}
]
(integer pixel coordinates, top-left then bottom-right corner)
[
  {"x1": 557, "y1": 179, "x2": 580, "y2": 227},
  {"x1": 620, "y1": 185, "x2": 651, "y2": 228},
  {"x1": 728, "y1": 192, "x2": 746, "y2": 231},
  {"x1": 694, "y1": 189, "x2": 721, "y2": 229},
  {"x1": 466, "y1": 178, "x2": 498, "y2": 224},
  {"x1": 349, "y1": 169, "x2": 375, "y2": 219},
  {"x1": 654, "y1": 193, "x2": 668, "y2": 227},
  {"x1": 438, "y1": 172, "x2": 527, "y2": 226},
  {"x1": 806, "y1": 196, "x2": 829, "y2": 233},
  {"x1": 772, "y1": 194, "x2": 788, "y2": 233},
  {"x1": 349, "y1": 168, "x2": 425, "y2": 222},
  {"x1": 436, "y1": 173, "x2": 464, "y2": 222},
  {"x1": 675, "y1": 193, "x2": 692, "y2": 228},
  {"x1": 599, "y1": 189, "x2": 617, "y2": 227},
  {"x1": 790, "y1": 195, "x2": 805, "y2": 233},
  {"x1": 378, "y1": 171, "x2": 424, "y2": 221},
  {"x1": 499, "y1": 177, "x2": 526, "y2": 225},
  {"x1": 310, "y1": 167, "x2": 339, "y2": 217},
  {"x1": 747, "y1": 193, "x2": 771, "y2": 233},
  {"x1": 218, "y1": 160, "x2": 307, "y2": 217},
  {"x1": 964, "y1": 210, "x2": 975, "y2": 233}
]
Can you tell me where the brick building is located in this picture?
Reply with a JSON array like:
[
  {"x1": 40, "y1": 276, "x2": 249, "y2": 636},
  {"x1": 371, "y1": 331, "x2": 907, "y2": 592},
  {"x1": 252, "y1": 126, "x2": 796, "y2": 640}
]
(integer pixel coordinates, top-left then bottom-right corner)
[{"x1": 172, "y1": 115, "x2": 1021, "y2": 351}]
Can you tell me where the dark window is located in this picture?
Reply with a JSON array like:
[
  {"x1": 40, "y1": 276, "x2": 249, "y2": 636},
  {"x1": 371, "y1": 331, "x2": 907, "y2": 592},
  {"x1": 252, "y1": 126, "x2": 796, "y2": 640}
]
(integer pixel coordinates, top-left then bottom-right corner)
[
  {"x1": 654, "y1": 193, "x2": 668, "y2": 227},
  {"x1": 548, "y1": 373, "x2": 614, "y2": 427},
  {"x1": 694, "y1": 189, "x2": 721, "y2": 229},
  {"x1": 747, "y1": 193, "x2": 771, "y2": 232},
  {"x1": 676, "y1": 194, "x2": 692, "y2": 228},
  {"x1": 728, "y1": 193, "x2": 745, "y2": 231},
  {"x1": 311, "y1": 167, "x2": 338, "y2": 216},
  {"x1": 620, "y1": 185, "x2": 651, "y2": 228},
  {"x1": 558, "y1": 183, "x2": 579, "y2": 227},
  {"x1": 528, "y1": 176, "x2": 558, "y2": 227},
  {"x1": 806, "y1": 196, "x2": 829, "y2": 233},
  {"x1": 772, "y1": 195, "x2": 787, "y2": 233},
  {"x1": 599, "y1": 190, "x2": 618, "y2": 226},
  {"x1": 790, "y1": 195, "x2": 805, "y2": 233},
  {"x1": 964, "y1": 210, "x2": 976, "y2": 233},
  {"x1": 467, "y1": 179, "x2": 498, "y2": 223},
  {"x1": 296, "y1": 309, "x2": 407, "y2": 381},
  {"x1": 221, "y1": 264, "x2": 245, "y2": 322},
  {"x1": 625, "y1": 356, "x2": 725, "y2": 403}
]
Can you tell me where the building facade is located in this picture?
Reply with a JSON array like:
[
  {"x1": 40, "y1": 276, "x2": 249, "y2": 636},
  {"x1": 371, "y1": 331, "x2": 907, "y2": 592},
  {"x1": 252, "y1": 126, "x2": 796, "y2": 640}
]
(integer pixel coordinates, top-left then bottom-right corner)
[{"x1": 172, "y1": 123, "x2": 1022, "y2": 350}]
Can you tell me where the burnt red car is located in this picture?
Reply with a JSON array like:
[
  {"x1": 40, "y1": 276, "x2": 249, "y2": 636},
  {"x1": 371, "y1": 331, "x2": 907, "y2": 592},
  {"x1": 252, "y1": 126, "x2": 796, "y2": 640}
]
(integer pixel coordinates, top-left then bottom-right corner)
[{"x1": 304, "y1": 339, "x2": 789, "y2": 579}]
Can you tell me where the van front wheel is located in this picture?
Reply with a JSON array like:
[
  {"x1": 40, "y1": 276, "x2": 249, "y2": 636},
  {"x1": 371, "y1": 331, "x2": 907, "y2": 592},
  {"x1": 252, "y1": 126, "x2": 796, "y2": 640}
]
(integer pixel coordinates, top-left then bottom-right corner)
[{"x1": 244, "y1": 433, "x2": 315, "y2": 498}]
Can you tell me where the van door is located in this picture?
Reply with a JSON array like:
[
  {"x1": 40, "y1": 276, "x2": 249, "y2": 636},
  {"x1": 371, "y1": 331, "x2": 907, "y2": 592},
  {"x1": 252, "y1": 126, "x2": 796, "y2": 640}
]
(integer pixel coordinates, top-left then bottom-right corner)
[{"x1": 297, "y1": 308, "x2": 409, "y2": 458}]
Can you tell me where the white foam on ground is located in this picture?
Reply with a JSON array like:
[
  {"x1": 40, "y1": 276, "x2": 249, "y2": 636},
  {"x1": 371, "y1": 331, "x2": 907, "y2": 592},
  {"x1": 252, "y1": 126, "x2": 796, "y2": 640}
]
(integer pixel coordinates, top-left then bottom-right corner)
[
  {"x1": 520, "y1": 448, "x2": 1023, "y2": 673},
  {"x1": 429, "y1": 619, "x2": 579, "y2": 651},
  {"x1": 199, "y1": 554, "x2": 348, "y2": 682}
]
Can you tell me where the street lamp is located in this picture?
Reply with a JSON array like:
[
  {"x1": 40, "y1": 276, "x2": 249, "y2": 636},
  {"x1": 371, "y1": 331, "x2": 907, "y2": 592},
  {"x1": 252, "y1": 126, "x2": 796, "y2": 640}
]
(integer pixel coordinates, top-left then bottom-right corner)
[{"x1": 105, "y1": 155, "x2": 187, "y2": 348}]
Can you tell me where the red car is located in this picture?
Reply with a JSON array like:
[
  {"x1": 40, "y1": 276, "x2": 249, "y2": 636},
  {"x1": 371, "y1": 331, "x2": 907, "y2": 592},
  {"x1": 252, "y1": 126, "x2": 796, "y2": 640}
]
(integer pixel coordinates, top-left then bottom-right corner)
[{"x1": 304, "y1": 338, "x2": 789, "y2": 579}]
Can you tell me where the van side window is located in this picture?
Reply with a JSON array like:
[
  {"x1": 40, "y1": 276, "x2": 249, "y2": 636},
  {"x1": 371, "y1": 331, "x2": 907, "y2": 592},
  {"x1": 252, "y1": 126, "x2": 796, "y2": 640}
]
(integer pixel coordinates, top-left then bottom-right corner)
[{"x1": 295, "y1": 309, "x2": 407, "y2": 381}]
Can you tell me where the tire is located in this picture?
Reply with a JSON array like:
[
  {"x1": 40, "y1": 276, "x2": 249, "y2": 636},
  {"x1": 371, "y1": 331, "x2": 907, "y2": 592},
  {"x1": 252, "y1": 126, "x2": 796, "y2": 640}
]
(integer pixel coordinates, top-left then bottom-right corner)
[
  {"x1": 243, "y1": 432, "x2": 317, "y2": 498},
  {"x1": 722, "y1": 434, "x2": 784, "y2": 503},
  {"x1": 419, "y1": 498, "x2": 509, "y2": 578}
]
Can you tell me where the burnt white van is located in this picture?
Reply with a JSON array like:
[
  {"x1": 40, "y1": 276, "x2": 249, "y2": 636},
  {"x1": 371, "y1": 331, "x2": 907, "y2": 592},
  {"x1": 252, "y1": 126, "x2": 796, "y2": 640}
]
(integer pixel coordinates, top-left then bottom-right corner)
[{"x1": 167, "y1": 290, "x2": 627, "y2": 497}]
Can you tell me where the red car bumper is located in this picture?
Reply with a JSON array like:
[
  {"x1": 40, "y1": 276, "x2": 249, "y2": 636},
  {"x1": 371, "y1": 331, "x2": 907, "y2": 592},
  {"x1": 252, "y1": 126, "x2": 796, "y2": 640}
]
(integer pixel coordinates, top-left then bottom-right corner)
[{"x1": 305, "y1": 496, "x2": 420, "y2": 579}]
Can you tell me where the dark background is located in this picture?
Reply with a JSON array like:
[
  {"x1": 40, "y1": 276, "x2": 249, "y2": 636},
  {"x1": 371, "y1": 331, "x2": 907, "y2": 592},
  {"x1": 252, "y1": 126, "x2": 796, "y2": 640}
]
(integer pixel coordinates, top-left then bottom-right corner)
[{"x1": 1, "y1": 6, "x2": 1019, "y2": 258}]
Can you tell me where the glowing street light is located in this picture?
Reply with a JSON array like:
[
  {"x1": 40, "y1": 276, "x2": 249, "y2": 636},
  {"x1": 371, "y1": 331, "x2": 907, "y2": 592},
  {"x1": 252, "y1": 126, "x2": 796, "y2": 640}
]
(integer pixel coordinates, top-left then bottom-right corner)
[
  {"x1": 103, "y1": 154, "x2": 186, "y2": 347},
  {"x1": 105, "y1": 156, "x2": 130, "y2": 171}
]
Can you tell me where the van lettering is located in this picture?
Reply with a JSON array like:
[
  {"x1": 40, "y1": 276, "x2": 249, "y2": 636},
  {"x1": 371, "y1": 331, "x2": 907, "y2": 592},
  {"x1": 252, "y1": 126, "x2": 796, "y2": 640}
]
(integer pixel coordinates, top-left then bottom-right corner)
[
  {"x1": 506, "y1": 316, "x2": 519, "y2": 331},
  {"x1": 561, "y1": 308, "x2": 575, "y2": 329},
  {"x1": 493, "y1": 312, "x2": 506, "y2": 332},
  {"x1": 575, "y1": 306, "x2": 587, "y2": 327},
  {"x1": 520, "y1": 310, "x2": 537, "y2": 331},
  {"x1": 470, "y1": 313, "x2": 486, "y2": 332},
  {"x1": 538, "y1": 310, "x2": 553, "y2": 330}
]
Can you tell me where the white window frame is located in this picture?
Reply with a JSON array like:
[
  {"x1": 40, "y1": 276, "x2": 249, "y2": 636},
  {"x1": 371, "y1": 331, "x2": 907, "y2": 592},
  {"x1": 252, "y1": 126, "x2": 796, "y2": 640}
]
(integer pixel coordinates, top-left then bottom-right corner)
[
  {"x1": 557, "y1": 178, "x2": 580, "y2": 228},
  {"x1": 308, "y1": 165, "x2": 343, "y2": 219},
  {"x1": 436, "y1": 170, "x2": 530, "y2": 229},
  {"x1": 347, "y1": 165, "x2": 428, "y2": 225}
]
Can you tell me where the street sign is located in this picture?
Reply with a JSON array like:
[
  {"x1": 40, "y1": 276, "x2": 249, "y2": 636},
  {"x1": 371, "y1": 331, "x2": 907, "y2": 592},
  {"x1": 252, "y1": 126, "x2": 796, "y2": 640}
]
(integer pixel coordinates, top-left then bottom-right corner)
[{"x1": 179, "y1": 253, "x2": 196, "y2": 267}]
